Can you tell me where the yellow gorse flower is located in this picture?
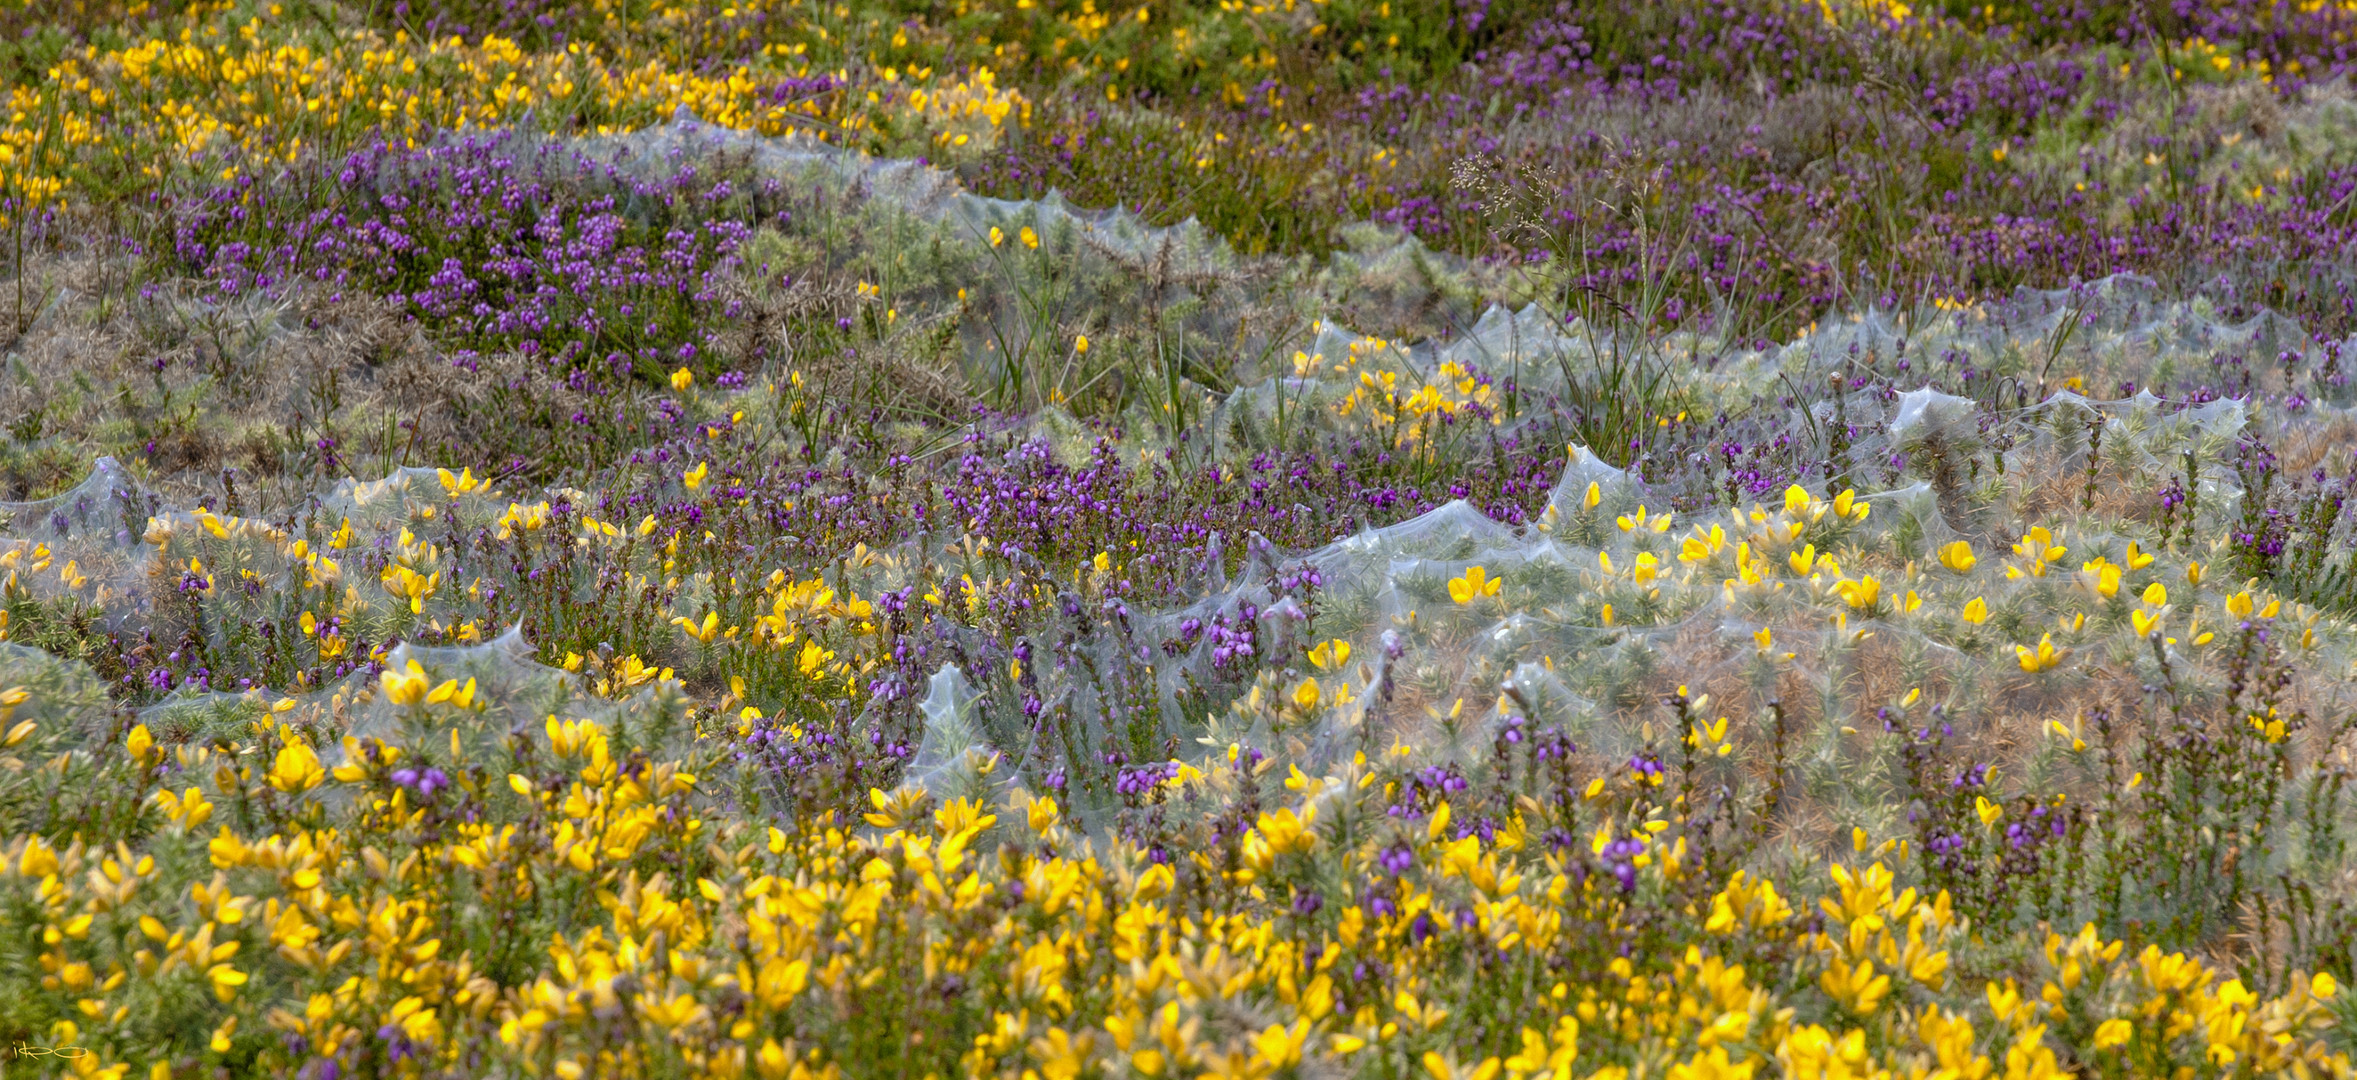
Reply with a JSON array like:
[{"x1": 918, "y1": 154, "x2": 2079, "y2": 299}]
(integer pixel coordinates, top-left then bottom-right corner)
[
  {"x1": 126, "y1": 723, "x2": 155, "y2": 766},
  {"x1": 381, "y1": 659, "x2": 432, "y2": 705},
  {"x1": 1448, "y1": 565, "x2": 1500, "y2": 604},
  {"x1": 2081, "y1": 556, "x2": 2122, "y2": 598},
  {"x1": 2008, "y1": 525, "x2": 2068, "y2": 579},
  {"x1": 2016, "y1": 633, "x2": 2067, "y2": 673},
  {"x1": 1306, "y1": 639, "x2": 1351, "y2": 670},
  {"x1": 268, "y1": 740, "x2": 325, "y2": 794},
  {"x1": 674, "y1": 611, "x2": 724, "y2": 644},
  {"x1": 1834, "y1": 575, "x2": 1881, "y2": 611},
  {"x1": 1631, "y1": 552, "x2": 1660, "y2": 585},
  {"x1": 381, "y1": 564, "x2": 440, "y2": 615}
]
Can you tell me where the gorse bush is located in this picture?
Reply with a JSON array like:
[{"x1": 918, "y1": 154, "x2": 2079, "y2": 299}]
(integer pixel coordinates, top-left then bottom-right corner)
[{"x1": 4, "y1": 0, "x2": 2357, "y2": 1078}]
